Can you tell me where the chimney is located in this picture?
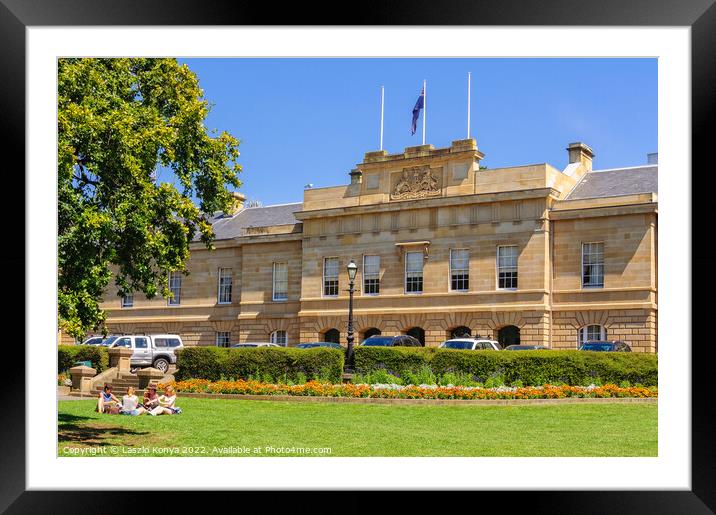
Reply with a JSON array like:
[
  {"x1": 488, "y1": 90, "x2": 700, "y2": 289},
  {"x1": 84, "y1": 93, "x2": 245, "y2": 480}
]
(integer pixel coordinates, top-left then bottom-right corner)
[
  {"x1": 647, "y1": 152, "x2": 658, "y2": 164},
  {"x1": 567, "y1": 142, "x2": 595, "y2": 171},
  {"x1": 228, "y1": 191, "x2": 246, "y2": 215},
  {"x1": 349, "y1": 168, "x2": 363, "y2": 185}
]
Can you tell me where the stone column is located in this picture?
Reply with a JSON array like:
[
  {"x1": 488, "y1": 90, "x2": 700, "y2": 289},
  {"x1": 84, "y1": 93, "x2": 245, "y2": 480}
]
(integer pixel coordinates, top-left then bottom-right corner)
[
  {"x1": 69, "y1": 365, "x2": 97, "y2": 393},
  {"x1": 136, "y1": 367, "x2": 166, "y2": 390},
  {"x1": 108, "y1": 347, "x2": 134, "y2": 373}
]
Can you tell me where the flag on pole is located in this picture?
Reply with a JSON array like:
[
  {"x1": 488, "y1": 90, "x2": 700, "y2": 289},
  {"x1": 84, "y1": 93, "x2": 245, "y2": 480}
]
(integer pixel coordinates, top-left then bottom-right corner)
[{"x1": 410, "y1": 87, "x2": 425, "y2": 135}]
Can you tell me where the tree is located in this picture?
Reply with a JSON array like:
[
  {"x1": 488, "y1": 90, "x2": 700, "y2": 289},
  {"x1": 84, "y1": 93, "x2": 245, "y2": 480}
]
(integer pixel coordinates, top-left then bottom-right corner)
[{"x1": 58, "y1": 58, "x2": 241, "y2": 338}]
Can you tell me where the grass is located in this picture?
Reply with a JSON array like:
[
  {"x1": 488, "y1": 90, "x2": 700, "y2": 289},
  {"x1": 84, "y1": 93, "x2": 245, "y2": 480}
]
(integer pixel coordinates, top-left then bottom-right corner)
[{"x1": 58, "y1": 398, "x2": 657, "y2": 457}]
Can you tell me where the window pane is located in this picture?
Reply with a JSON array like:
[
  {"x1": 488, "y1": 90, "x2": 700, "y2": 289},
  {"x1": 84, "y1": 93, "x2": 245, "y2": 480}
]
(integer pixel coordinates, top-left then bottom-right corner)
[
  {"x1": 582, "y1": 243, "x2": 604, "y2": 287},
  {"x1": 450, "y1": 249, "x2": 469, "y2": 291},
  {"x1": 363, "y1": 255, "x2": 380, "y2": 294},
  {"x1": 218, "y1": 268, "x2": 233, "y2": 303},
  {"x1": 169, "y1": 272, "x2": 182, "y2": 305},
  {"x1": 273, "y1": 263, "x2": 288, "y2": 300},
  {"x1": 324, "y1": 258, "x2": 339, "y2": 296},
  {"x1": 405, "y1": 252, "x2": 424, "y2": 293},
  {"x1": 497, "y1": 246, "x2": 518, "y2": 289},
  {"x1": 271, "y1": 330, "x2": 287, "y2": 345},
  {"x1": 122, "y1": 294, "x2": 133, "y2": 308},
  {"x1": 216, "y1": 332, "x2": 231, "y2": 347},
  {"x1": 580, "y1": 325, "x2": 606, "y2": 344}
]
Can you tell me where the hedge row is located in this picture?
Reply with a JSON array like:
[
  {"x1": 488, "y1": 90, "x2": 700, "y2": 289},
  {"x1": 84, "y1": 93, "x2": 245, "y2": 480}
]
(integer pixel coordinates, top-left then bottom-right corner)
[
  {"x1": 354, "y1": 347, "x2": 657, "y2": 387},
  {"x1": 58, "y1": 345, "x2": 109, "y2": 373},
  {"x1": 175, "y1": 346, "x2": 344, "y2": 383}
]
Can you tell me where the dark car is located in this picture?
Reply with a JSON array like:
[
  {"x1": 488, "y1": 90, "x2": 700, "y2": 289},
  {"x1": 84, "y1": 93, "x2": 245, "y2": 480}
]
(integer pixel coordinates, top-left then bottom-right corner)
[
  {"x1": 579, "y1": 341, "x2": 631, "y2": 352},
  {"x1": 505, "y1": 345, "x2": 550, "y2": 351},
  {"x1": 296, "y1": 342, "x2": 344, "y2": 349},
  {"x1": 360, "y1": 335, "x2": 422, "y2": 347}
]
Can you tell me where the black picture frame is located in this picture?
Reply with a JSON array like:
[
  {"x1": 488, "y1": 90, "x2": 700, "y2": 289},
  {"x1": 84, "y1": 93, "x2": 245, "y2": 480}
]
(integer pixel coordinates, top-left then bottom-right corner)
[{"x1": 2, "y1": 1, "x2": 713, "y2": 512}]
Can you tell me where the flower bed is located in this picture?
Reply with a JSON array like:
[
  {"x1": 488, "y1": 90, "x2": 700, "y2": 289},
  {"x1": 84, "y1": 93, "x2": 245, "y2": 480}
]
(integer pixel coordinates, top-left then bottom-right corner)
[{"x1": 160, "y1": 379, "x2": 657, "y2": 400}]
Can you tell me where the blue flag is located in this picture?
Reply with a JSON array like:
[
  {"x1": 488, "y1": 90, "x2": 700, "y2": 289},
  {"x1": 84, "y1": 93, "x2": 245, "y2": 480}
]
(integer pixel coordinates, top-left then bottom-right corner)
[{"x1": 411, "y1": 87, "x2": 424, "y2": 135}]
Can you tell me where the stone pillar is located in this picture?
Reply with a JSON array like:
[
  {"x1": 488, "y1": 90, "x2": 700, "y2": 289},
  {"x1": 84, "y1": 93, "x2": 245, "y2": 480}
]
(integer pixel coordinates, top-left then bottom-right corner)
[
  {"x1": 69, "y1": 365, "x2": 96, "y2": 393},
  {"x1": 136, "y1": 367, "x2": 165, "y2": 390},
  {"x1": 109, "y1": 347, "x2": 134, "y2": 373}
]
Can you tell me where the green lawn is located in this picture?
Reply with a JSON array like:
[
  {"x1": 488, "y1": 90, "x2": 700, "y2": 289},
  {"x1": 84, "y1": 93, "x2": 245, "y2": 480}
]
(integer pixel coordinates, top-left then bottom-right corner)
[{"x1": 58, "y1": 398, "x2": 657, "y2": 457}]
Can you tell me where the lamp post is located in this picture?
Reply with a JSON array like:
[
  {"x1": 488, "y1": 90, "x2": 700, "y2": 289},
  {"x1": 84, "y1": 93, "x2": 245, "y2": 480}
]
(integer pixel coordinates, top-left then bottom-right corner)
[{"x1": 346, "y1": 259, "x2": 358, "y2": 372}]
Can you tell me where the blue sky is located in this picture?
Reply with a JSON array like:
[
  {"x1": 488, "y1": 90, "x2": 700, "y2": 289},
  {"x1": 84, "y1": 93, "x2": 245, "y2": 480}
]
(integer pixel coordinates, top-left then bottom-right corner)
[{"x1": 173, "y1": 58, "x2": 657, "y2": 206}]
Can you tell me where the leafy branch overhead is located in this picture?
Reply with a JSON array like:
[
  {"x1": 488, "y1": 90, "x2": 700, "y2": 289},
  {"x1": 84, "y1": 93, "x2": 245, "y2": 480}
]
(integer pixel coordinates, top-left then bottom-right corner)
[{"x1": 58, "y1": 58, "x2": 242, "y2": 337}]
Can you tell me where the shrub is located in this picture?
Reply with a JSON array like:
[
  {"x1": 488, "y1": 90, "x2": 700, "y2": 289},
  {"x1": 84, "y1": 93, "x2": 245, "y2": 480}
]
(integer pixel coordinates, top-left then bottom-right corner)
[
  {"x1": 354, "y1": 348, "x2": 657, "y2": 387},
  {"x1": 175, "y1": 346, "x2": 344, "y2": 383},
  {"x1": 57, "y1": 345, "x2": 109, "y2": 373},
  {"x1": 354, "y1": 347, "x2": 436, "y2": 377},
  {"x1": 402, "y1": 365, "x2": 437, "y2": 386},
  {"x1": 437, "y1": 371, "x2": 481, "y2": 387},
  {"x1": 366, "y1": 369, "x2": 403, "y2": 385}
]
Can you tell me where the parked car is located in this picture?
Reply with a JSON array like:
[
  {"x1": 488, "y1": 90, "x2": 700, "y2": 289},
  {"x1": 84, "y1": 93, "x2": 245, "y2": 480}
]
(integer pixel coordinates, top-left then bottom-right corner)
[
  {"x1": 296, "y1": 342, "x2": 344, "y2": 349},
  {"x1": 504, "y1": 345, "x2": 550, "y2": 350},
  {"x1": 109, "y1": 334, "x2": 184, "y2": 372},
  {"x1": 439, "y1": 338, "x2": 502, "y2": 350},
  {"x1": 230, "y1": 343, "x2": 282, "y2": 348},
  {"x1": 81, "y1": 335, "x2": 105, "y2": 346},
  {"x1": 359, "y1": 335, "x2": 422, "y2": 347},
  {"x1": 578, "y1": 340, "x2": 631, "y2": 352}
]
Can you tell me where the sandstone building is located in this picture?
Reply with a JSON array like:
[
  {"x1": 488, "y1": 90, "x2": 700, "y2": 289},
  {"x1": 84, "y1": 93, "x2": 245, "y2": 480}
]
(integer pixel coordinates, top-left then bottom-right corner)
[{"x1": 77, "y1": 139, "x2": 658, "y2": 352}]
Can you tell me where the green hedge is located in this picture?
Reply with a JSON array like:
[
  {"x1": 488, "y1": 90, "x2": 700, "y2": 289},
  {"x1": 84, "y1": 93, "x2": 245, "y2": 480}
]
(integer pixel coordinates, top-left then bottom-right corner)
[
  {"x1": 175, "y1": 346, "x2": 345, "y2": 383},
  {"x1": 355, "y1": 347, "x2": 657, "y2": 387},
  {"x1": 58, "y1": 345, "x2": 109, "y2": 373}
]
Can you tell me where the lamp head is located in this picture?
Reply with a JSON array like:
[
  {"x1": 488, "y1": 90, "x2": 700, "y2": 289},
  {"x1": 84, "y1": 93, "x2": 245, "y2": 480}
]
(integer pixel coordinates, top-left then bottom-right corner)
[{"x1": 347, "y1": 259, "x2": 358, "y2": 281}]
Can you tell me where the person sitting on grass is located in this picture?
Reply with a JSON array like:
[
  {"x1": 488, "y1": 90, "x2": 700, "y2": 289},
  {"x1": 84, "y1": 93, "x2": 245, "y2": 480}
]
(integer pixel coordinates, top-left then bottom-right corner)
[
  {"x1": 96, "y1": 384, "x2": 119, "y2": 414},
  {"x1": 138, "y1": 384, "x2": 160, "y2": 414},
  {"x1": 120, "y1": 386, "x2": 142, "y2": 416},
  {"x1": 149, "y1": 385, "x2": 182, "y2": 416}
]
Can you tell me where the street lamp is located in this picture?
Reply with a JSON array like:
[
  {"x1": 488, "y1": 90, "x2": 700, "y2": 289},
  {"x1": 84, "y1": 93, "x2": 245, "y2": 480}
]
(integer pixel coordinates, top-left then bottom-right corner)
[{"x1": 346, "y1": 259, "x2": 358, "y2": 372}]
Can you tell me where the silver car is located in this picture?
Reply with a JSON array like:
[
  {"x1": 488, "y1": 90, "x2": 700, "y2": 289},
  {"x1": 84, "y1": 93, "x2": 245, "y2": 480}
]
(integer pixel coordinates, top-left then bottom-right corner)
[
  {"x1": 110, "y1": 334, "x2": 183, "y2": 372},
  {"x1": 439, "y1": 338, "x2": 502, "y2": 350}
]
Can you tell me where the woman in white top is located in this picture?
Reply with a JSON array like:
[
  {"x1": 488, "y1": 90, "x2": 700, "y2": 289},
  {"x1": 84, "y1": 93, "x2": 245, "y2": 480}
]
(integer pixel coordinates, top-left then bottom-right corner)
[
  {"x1": 120, "y1": 387, "x2": 142, "y2": 416},
  {"x1": 149, "y1": 385, "x2": 180, "y2": 415}
]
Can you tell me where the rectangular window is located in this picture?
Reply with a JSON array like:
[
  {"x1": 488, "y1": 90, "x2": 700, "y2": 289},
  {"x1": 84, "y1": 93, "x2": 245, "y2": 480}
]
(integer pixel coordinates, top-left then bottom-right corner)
[
  {"x1": 323, "y1": 257, "x2": 339, "y2": 297},
  {"x1": 450, "y1": 249, "x2": 470, "y2": 292},
  {"x1": 363, "y1": 255, "x2": 380, "y2": 295},
  {"x1": 405, "y1": 251, "x2": 424, "y2": 293},
  {"x1": 218, "y1": 267, "x2": 233, "y2": 304},
  {"x1": 273, "y1": 262, "x2": 288, "y2": 301},
  {"x1": 270, "y1": 330, "x2": 288, "y2": 346},
  {"x1": 582, "y1": 242, "x2": 604, "y2": 287},
  {"x1": 497, "y1": 246, "x2": 518, "y2": 289},
  {"x1": 216, "y1": 332, "x2": 231, "y2": 348},
  {"x1": 168, "y1": 272, "x2": 182, "y2": 305},
  {"x1": 121, "y1": 294, "x2": 134, "y2": 308}
]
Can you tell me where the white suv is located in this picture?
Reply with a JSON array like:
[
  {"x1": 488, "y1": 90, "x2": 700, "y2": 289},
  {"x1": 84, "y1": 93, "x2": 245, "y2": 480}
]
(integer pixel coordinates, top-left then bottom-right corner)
[
  {"x1": 439, "y1": 338, "x2": 502, "y2": 351},
  {"x1": 110, "y1": 334, "x2": 184, "y2": 372}
]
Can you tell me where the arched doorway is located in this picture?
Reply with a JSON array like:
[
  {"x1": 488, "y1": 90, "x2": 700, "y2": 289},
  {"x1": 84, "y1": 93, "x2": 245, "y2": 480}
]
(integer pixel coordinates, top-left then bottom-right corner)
[
  {"x1": 362, "y1": 328, "x2": 381, "y2": 341},
  {"x1": 450, "y1": 326, "x2": 471, "y2": 338},
  {"x1": 405, "y1": 327, "x2": 425, "y2": 346},
  {"x1": 323, "y1": 328, "x2": 340, "y2": 344},
  {"x1": 498, "y1": 325, "x2": 520, "y2": 347}
]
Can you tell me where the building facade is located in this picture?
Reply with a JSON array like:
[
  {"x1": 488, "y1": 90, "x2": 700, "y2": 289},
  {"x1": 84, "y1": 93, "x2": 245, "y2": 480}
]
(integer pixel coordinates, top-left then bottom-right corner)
[{"x1": 72, "y1": 139, "x2": 658, "y2": 352}]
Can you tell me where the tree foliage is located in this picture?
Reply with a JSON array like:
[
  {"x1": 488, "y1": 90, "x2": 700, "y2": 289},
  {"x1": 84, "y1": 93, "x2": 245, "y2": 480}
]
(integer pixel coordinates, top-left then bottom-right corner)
[{"x1": 58, "y1": 58, "x2": 241, "y2": 337}]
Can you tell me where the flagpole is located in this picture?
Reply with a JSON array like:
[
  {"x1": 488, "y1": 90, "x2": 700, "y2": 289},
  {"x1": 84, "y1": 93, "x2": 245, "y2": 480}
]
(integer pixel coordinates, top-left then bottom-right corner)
[
  {"x1": 422, "y1": 79, "x2": 426, "y2": 145},
  {"x1": 380, "y1": 86, "x2": 384, "y2": 151},
  {"x1": 467, "y1": 72, "x2": 471, "y2": 139}
]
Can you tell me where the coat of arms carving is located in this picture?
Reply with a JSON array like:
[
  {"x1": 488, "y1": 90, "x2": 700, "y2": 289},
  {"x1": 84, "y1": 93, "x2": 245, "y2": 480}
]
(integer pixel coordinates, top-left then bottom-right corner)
[{"x1": 390, "y1": 166, "x2": 442, "y2": 200}]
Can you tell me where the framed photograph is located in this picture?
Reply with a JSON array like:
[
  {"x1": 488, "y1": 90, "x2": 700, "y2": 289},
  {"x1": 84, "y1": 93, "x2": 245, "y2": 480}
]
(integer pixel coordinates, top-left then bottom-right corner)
[{"x1": 3, "y1": 0, "x2": 713, "y2": 511}]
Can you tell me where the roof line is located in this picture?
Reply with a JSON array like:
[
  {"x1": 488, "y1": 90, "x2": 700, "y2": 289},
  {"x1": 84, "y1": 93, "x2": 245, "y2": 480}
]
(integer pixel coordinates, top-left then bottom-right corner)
[
  {"x1": 244, "y1": 201, "x2": 302, "y2": 209},
  {"x1": 591, "y1": 164, "x2": 658, "y2": 173}
]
